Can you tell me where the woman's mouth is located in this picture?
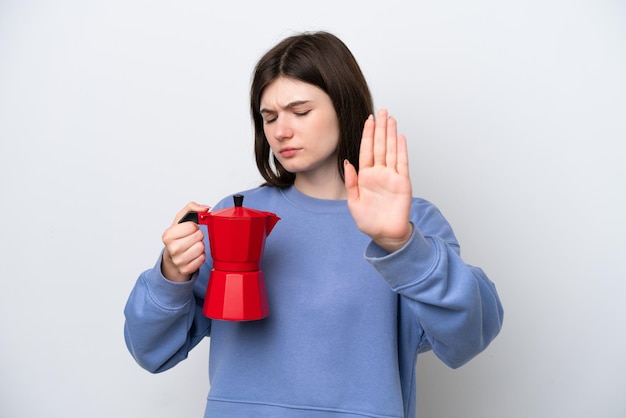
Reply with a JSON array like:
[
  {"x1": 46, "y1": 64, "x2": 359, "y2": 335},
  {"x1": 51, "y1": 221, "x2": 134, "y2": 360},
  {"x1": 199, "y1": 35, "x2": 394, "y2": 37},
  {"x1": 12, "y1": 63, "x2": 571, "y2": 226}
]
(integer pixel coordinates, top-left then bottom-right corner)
[{"x1": 279, "y1": 147, "x2": 301, "y2": 158}]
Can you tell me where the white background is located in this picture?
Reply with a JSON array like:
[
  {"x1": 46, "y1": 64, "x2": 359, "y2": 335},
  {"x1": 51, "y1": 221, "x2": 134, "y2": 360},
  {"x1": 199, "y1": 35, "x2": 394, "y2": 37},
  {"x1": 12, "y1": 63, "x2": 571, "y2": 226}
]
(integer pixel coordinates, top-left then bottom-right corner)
[{"x1": 1, "y1": 1, "x2": 625, "y2": 417}]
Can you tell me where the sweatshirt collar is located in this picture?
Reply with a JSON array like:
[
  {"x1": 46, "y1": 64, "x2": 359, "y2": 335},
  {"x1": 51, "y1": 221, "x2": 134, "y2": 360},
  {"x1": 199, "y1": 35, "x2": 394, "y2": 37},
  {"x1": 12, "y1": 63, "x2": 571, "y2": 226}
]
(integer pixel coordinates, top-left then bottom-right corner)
[{"x1": 280, "y1": 186, "x2": 348, "y2": 214}]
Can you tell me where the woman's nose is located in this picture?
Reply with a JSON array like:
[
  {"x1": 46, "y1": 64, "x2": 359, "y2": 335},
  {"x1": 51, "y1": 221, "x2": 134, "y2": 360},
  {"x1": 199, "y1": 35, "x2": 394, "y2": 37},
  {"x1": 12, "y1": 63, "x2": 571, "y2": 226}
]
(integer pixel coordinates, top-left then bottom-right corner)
[{"x1": 273, "y1": 117, "x2": 293, "y2": 141}]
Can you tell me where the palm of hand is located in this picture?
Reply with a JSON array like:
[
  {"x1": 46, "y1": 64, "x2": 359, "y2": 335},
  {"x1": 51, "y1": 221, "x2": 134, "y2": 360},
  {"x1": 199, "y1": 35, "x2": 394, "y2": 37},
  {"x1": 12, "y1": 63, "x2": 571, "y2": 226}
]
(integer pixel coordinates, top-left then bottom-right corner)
[{"x1": 345, "y1": 109, "x2": 413, "y2": 253}]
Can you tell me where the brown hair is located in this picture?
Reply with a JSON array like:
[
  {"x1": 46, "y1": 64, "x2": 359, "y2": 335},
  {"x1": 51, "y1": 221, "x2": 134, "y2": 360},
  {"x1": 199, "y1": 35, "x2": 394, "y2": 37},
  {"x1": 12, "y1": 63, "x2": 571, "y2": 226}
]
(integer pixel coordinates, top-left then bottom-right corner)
[{"x1": 250, "y1": 31, "x2": 374, "y2": 187}]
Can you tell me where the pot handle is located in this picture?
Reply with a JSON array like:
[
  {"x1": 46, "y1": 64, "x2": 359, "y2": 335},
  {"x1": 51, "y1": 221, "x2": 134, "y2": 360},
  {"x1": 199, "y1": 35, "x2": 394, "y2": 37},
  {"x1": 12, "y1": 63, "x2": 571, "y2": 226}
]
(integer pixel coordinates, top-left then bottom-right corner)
[{"x1": 178, "y1": 211, "x2": 199, "y2": 224}]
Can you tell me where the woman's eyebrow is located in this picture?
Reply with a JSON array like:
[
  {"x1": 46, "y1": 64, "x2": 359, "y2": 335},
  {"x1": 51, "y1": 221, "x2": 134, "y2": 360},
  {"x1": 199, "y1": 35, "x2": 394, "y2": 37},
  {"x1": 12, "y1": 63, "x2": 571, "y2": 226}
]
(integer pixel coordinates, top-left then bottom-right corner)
[
  {"x1": 285, "y1": 100, "x2": 311, "y2": 109},
  {"x1": 260, "y1": 100, "x2": 312, "y2": 114}
]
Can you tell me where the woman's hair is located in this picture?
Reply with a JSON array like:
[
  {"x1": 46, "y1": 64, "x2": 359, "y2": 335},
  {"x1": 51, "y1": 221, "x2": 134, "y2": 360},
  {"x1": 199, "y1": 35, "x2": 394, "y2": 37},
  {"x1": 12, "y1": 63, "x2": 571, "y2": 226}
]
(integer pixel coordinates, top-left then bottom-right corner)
[{"x1": 250, "y1": 31, "x2": 374, "y2": 187}]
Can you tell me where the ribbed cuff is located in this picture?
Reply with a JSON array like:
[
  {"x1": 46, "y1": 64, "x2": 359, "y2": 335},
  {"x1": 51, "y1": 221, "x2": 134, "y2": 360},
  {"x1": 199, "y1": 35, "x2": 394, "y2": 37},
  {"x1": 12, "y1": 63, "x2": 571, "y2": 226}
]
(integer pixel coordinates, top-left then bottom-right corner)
[
  {"x1": 364, "y1": 223, "x2": 438, "y2": 291},
  {"x1": 141, "y1": 251, "x2": 198, "y2": 310}
]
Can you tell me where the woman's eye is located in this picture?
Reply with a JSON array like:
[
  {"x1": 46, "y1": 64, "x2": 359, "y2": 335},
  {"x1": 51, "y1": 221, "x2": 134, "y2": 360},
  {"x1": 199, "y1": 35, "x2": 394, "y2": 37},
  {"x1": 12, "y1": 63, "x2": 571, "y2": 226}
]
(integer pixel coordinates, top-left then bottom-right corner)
[
  {"x1": 263, "y1": 117, "x2": 277, "y2": 124},
  {"x1": 295, "y1": 110, "x2": 311, "y2": 117}
]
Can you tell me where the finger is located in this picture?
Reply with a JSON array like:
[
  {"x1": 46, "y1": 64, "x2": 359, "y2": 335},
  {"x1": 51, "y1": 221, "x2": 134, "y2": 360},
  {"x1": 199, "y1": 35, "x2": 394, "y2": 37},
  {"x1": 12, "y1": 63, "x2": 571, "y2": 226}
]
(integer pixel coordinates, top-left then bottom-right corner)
[
  {"x1": 168, "y1": 239, "x2": 206, "y2": 276},
  {"x1": 386, "y1": 115, "x2": 398, "y2": 170},
  {"x1": 359, "y1": 114, "x2": 375, "y2": 169},
  {"x1": 180, "y1": 250, "x2": 206, "y2": 275},
  {"x1": 397, "y1": 134, "x2": 410, "y2": 176},
  {"x1": 162, "y1": 222, "x2": 203, "y2": 251},
  {"x1": 373, "y1": 109, "x2": 388, "y2": 166},
  {"x1": 179, "y1": 240, "x2": 206, "y2": 266}
]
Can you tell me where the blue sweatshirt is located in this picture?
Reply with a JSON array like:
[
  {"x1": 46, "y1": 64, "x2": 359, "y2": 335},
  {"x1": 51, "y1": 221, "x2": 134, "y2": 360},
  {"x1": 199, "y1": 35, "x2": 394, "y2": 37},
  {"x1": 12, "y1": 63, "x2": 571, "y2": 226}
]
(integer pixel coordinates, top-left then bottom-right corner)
[{"x1": 124, "y1": 185, "x2": 503, "y2": 418}]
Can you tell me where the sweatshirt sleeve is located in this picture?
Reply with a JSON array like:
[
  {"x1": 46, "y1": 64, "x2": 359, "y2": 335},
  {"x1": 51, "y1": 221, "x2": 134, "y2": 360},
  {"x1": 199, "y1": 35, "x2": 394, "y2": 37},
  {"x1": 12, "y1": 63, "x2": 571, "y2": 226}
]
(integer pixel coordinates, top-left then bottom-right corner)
[
  {"x1": 365, "y1": 199, "x2": 504, "y2": 369},
  {"x1": 123, "y1": 252, "x2": 212, "y2": 373}
]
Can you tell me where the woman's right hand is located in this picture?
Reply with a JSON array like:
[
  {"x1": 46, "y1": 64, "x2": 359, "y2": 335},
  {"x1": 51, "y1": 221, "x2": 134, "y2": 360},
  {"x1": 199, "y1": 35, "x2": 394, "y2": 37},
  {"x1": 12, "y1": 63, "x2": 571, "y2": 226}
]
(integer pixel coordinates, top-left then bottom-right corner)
[{"x1": 161, "y1": 202, "x2": 211, "y2": 282}]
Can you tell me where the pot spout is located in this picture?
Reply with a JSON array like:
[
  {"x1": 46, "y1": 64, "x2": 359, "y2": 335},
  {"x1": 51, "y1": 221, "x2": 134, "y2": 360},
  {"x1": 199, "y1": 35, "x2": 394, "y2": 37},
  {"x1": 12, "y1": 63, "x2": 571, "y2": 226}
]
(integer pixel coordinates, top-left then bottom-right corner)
[{"x1": 265, "y1": 213, "x2": 280, "y2": 235}]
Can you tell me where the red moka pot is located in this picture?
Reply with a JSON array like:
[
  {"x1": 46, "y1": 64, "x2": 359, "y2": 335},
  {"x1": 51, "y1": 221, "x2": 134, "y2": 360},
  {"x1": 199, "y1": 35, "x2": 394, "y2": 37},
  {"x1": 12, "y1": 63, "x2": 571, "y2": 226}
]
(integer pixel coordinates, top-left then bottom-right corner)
[{"x1": 179, "y1": 194, "x2": 280, "y2": 321}]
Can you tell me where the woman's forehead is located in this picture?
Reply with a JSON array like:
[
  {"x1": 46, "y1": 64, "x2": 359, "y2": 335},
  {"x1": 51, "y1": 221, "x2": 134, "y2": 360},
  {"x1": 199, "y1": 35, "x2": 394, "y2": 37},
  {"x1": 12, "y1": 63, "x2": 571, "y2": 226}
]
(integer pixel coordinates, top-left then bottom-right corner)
[{"x1": 260, "y1": 77, "x2": 328, "y2": 110}]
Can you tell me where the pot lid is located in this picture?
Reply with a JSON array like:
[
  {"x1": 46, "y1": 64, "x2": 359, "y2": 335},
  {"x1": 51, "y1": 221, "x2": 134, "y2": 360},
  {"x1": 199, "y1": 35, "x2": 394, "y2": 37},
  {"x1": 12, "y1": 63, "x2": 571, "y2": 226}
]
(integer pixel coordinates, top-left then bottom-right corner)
[{"x1": 210, "y1": 194, "x2": 274, "y2": 219}]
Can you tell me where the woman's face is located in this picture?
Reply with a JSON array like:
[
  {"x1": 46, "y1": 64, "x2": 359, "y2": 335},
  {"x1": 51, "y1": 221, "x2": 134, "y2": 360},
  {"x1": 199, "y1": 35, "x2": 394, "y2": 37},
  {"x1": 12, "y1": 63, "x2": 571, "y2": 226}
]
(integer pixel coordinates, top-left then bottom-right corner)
[{"x1": 260, "y1": 77, "x2": 340, "y2": 180}]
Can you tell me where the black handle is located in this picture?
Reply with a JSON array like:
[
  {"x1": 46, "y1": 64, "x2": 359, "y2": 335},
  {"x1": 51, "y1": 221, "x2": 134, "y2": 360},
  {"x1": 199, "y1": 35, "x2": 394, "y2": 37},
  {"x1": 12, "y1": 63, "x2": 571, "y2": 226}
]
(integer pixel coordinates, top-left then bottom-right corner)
[{"x1": 178, "y1": 211, "x2": 199, "y2": 224}]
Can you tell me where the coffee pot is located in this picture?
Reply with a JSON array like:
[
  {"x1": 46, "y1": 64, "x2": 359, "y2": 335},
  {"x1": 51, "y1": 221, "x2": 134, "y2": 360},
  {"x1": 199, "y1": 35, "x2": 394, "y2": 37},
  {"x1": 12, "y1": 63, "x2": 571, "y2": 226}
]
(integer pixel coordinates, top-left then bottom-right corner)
[{"x1": 179, "y1": 194, "x2": 280, "y2": 321}]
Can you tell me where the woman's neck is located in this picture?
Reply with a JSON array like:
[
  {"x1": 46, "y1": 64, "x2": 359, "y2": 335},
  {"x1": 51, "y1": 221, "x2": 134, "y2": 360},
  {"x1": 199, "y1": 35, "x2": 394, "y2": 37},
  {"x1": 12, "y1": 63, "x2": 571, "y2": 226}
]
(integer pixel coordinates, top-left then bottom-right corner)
[{"x1": 293, "y1": 171, "x2": 347, "y2": 200}]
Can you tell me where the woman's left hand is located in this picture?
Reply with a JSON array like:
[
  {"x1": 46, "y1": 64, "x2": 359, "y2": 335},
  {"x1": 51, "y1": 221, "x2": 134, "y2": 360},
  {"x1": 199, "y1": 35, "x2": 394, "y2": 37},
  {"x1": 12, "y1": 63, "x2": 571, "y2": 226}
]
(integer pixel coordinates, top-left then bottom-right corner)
[{"x1": 345, "y1": 108, "x2": 413, "y2": 253}]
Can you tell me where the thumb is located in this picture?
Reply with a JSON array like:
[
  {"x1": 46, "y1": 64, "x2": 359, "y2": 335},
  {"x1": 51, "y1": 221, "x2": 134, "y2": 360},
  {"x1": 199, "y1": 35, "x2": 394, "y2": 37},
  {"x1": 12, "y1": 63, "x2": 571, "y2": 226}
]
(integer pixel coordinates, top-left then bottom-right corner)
[{"x1": 344, "y1": 160, "x2": 359, "y2": 203}]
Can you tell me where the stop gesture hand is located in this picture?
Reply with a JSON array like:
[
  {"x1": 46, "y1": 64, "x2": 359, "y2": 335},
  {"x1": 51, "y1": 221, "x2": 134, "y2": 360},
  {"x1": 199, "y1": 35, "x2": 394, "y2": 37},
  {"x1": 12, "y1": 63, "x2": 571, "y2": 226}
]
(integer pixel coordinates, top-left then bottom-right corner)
[{"x1": 344, "y1": 109, "x2": 413, "y2": 253}]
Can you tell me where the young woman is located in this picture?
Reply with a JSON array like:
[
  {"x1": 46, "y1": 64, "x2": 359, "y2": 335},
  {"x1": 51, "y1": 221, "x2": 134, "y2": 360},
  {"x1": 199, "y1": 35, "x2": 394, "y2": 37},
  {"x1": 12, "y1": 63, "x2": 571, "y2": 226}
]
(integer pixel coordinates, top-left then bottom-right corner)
[{"x1": 124, "y1": 31, "x2": 503, "y2": 418}]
